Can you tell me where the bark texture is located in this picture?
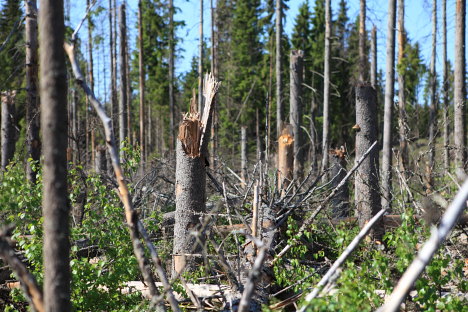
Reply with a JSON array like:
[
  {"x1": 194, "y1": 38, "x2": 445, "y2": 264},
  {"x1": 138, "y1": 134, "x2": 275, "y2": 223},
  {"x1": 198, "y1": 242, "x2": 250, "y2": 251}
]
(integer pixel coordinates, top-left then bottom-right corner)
[
  {"x1": 278, "y1": 124, "x2": 294, "y2": 195},
  {"x1": 169, "y1": 0, "x2": 175, "y2": 150},
  {"x1": 358, "y1": 0, "x2": 367, "y2": 82},
  {"x1": 355, "y1": 85, "x2": 383, "y2": 238},
  {"x1": 39, "y1": 0, "x2": 71, "y2": 310},
  {"x1": 25, "y1": 0, "x2": 40, "y2": 182},
  {"x1": 1, "y1": 91, "x2": 15, "y2": 170},
  {"x1": 241, "y1": 126, "x2": 247, "y2": 184},
  {"x1": 289, "y1": 50, "x2": 304, "y2": 181},
  {"x1": 198, "y1": 0, "x2": 204, "y2": 113},
  {"x1": 370, "y1": 25, "x2": 377, "y2": 88},
  {"x1": 118, "y1": 4, "x2": 128, "y2": 147},
  {"x1": 138, "y1": 0, "x2": 145, "y2": 162},
  {"x1": 321, "y1": 0, "x2": 331, "y2": 174},
  {"x1": 275, "y1": 0, "x2": 283, "y2": 136},
  {"x1": 442, "y1": 0, "x2": 449, "y2": 172},
  {"x1": 397, "y1": 0, "x2": 408, "y2": 176},
  {"x1": 454, "y1": 0, "x2": 466, "y2": 176},
  {"x1": 330, "y1": 148, "x2": 349, "y2": 218},
  {"x1": 381, "y1": 0, "x2": 397, "y2": 211},
  {"x1": 428, "y1": 0, "x2": 437, "y2": 190}
]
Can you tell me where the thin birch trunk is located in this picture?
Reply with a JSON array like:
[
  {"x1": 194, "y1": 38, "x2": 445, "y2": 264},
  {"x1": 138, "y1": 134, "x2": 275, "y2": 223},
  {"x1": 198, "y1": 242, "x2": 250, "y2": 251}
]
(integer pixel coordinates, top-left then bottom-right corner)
[
  {"x1": 381, "y1": 0, "x2": 397, "y2": 211},
  {"x1": 39, "y1": 1, "x2": 70, "y2": 309},
  {"x1": 25, "y1": 0, "x2": 40, "y2": 182}
]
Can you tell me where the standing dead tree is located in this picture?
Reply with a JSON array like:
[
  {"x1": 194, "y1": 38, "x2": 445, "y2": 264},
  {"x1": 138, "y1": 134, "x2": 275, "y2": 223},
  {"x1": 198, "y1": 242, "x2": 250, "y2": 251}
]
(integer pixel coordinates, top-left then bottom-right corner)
[
  {"x1": 358, "y1": 0, "x2": 367, "y2": 82},
  {"x1": 442, "y1": 0, "x2": 449, "y2": 173},
  {"x1": 355, "y1": 85, "x2": 383, "y2": 239},
  {"x1": 25, "y1": 0, "x2": 40, "y2": 182},
  {"x1": 1, "y1": 91, "x2": 16, "y2": 170},
  {"x1": 118, "y1": 4, "x2": 128, "y2": 148},
  {"x1": 275, "y1": 0, "x2": 283, "y2": 136},
  {"x1": 65, "y1": 42, "x2": 180, "y2": 312},
  {"x1": 427, "y1": 0, "x2": 437, "y2": 191},
  {"x1": 39, "y1": 1, "x2": 70, "y2": 310},
  {"x1": 381, "y1": 0, "x2": 397, "y2": 211},
  {"x1": 290, "y1": 50, "x2": 304, "y2": 182},
  {"x1": 321, "y1": 0, "x2": 331, "y2": 175},
  {"x1": 172, "y1": 73, "x2": 220, "y2": 276},
  {"x1": 454, "y1": 0, "x2": 466, "y2": 178},
  {"x1": 277, "y1": 124, "x2": 294, "y2": 195},
  {"x1": 138, "y1": 0, "x2": 145, "y2": 162},
  {"x1": 397, "y1": 0, "x2": 408, "y2": 176}
]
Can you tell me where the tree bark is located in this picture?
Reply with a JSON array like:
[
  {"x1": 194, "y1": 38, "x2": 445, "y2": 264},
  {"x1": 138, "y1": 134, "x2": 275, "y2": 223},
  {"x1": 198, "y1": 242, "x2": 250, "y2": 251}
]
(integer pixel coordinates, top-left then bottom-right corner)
[
  {"x1": 289, "y1": 50, "x2": 304, "y2": 181},
  {"x1": 198, "y1": 0, "x2": 204, "y2": 113},
  {"x1": 370, "y1": 25, "x2": 377, "y2": 88},
  {"x1": 25, "y1": 0, "x2": 40, "y2": 182},
  {"x1": 95, "y1": 145, "x2": 107, "y2": 174},
  {"x1": 138, "y1": 0, "x2": 145, "y2": 163},
  {"x1": 1, "y1": 92, "x2": 15, "y2": 170},
  {"x1": 330, "y1": 148, "x2": 349, "y2": 218},
  {"x1": 359, "y1": 0, "x2": 367, "y2": 82},
  {"x1": 118, "y1": 4, "x2": 128, "y2": 148},
  {"x1": 210, "y1": 0, "x2": 217, "y2": 167},
  {"x1": 321, "y1": 0, "x2": 331, "y2": 174},
  {"x1": 454, "y1": 0, "x2": 466, "y2": 176},
  {"x1": 39, "y1": 0, "x2": 71, "y2": 310},
  {"x1": 241, "y1": 126, "x2": 247, "y2": 185},
  {"x1": 397, "y1": 0, "x2": 408, "y2": 175},
  {"x1": 275, "y1": 0, "x2": 283, "y2": 137},
  {"x1": 442, "y1": 0, "x2": 449, "y2": 173},
  {"x1": 169, "y1": 0, "x2": 175, "y2": 151},
  {"x1": 87, "y1": 0, "x2": 95, "y2": 166},
  {"x1": 381, "y1": 0, "x2": 397, "y2": 211},
  {"x1": 278, "y1": 124, "x2": 294, "y2": 195},
  {"x1": 109, "y1": 0, "x2": 117, "y2": 133},
  {"x1": 355, "y1": 85, "x2": 383, "y2": 239},
  {"x1": 427, "y1": 0, "x2": 437, "y2": 191}
]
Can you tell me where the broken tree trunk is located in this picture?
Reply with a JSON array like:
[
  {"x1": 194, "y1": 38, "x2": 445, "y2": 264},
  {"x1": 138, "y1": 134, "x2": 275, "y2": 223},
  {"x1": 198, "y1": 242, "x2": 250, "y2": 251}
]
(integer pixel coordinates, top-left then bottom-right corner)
[
  {"x1": 330, "y1": 147, "x2": 349, "y2": 218},
  {"x1": 25, "y1": 0, "x2": 40, "y2": 182},
  {"x1": 1, "y1": 91, "x2": 15, "y2": 170},
  {"x1": 355, "y1": 85, "x2": 383, "y2": 239},
  {"x1": 289, "y1": 50, "x2": 304, "y2": 182},
  {"x1": 277, "y1": 124, "x2": 294, "y2": 196},
  {"x1": 173, "y1": 74, "x2": 220, "y2": 277}
]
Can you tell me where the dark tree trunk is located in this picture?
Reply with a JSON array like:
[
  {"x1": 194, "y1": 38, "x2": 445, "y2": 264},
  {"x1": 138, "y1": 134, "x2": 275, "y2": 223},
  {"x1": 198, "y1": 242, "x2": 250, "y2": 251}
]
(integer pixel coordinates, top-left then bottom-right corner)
[
  {"x1": 275, "y1": 0, "x2": 283, "y2": 137},
  {"x1": 428, "y1": 0, "x2": 437, "y2": 191},
  {"x1": 397, "y1": 0, "x2": 408, "y2": 175},
  {"x1": 381, "y1": 0, "x2": 397, "y2": 211},
  {"x1": 39, "y1": 0, "x2": 71, "y2": 310},
  {"x1": 355, "y1": 85, "x2": 383, "y2": 239},
  {"x1": 330, "y1": 148, "x2": 349, "y2": 218},
  {"x1": 1, "y1": 92, "x2": 16, "y2": 170},
  {"x1": 442, "y1": 0, "x2": 449, "y2": 173},
  {"x1": 169, "y1": 0, "x2": 175, "y2": 151},
  {"x1": 289, "y1": 50, "x2": 304, "y2": 181},
  {"x1": 118, "y1": 4, "x2": 128, "y2": 148},
  {"x1": 138, "y1": 0, "x2": 145, "y2": 162},
  {"x1": 95, "y1": 145, "x2": 107, "y2": 174},
  {"x1": 454, "y1": 0, "x2": 466, "y2": 176},
  {"x1": 25, "y1": 0, "x2": 40, "y2": 182}
]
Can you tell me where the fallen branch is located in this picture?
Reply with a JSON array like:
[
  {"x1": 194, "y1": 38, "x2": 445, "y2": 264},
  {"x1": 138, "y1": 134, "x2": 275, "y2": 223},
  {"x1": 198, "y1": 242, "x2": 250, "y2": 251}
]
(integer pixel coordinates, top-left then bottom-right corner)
[
  {"x1": 299, "y1": 207, "x2": 387, "y2": 311},
  {"x1": 377, "y1": 179, "x2": 468, "y2": 312},
  {"x1": 272, "y1": 141, "x2": 378, "y2": 264},
  {"x1": 0, "y1": 225, "x2": 44, "y2": 312},
  {"x1": 64, "y1": 42, "x2": 179, "y2": 312}
]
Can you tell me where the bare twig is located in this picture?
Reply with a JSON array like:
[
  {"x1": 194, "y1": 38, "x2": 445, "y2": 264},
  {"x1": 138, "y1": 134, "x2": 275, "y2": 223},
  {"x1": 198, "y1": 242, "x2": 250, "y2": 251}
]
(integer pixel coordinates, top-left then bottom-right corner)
[
  {"x1": 377, "y1": 179, "x2": 468, "y2": 312},
  {"x1": 64, "y1": 42, "x2": 178, "y2": 312},
  {"x1": 0, "y1": 226, "x2": 44, "y2": 312},
  {"x1": 272, "y1": 141, "x2": 378, "y2": 265},
  {"x1": 299, "y1": 207, "x2": 387, "y2": 311}
]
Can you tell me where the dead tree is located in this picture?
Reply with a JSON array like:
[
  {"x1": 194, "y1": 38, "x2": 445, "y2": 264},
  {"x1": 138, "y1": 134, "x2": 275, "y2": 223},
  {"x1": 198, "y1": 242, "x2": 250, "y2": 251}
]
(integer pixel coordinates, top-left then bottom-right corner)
[
  {"x1": 370, "y1": 25, "x2": 377, "y2": 88},
  {"x1": 330, "y1": 147, "x2": 349, "y2": 218},
  {"x1": 428, "y1": 0, "x2": 437, "y2": 191},
  {"x1": 108, "y1": 0, "x2": 117, "y2": 132},
  {"x1": 1, "y1": 91, "x2": 16, "y2": 170},
  {"x1": 198, "y1": 0, "x2": 204, "y2": 112},
  {"x1": 87, "y1": 0, "x2": 96, "y2": 165},
  {"x1": 397, "y1": 0, "x2": 408, "y2": 176},
  {"x1": 289, "y1": 50, "x2": 304, "y2": 181},
  {"x1": 138, "y1": 0, "x2": 145, "y2": 162},
  {"x1": 241, "y1": 126, "x2": 247, "y2": 185},
  {"x1": 278, "y1": 124, "x2": 294, "y2": 195},
  {"x1": 442, "y1": 0, "x2": 449, "y2": 172},
  {"x1": 95, "y1": 145, "x2": 107, "y2": 174},
  {"x1": 118, "y1": 4, "x2": 128, "y2": 148},
  {"x1": 381, "y1": 0, "x2": 397, "y2": 211},
  {"x1": 39, "y1": 1, "x2": 71, "y2": 310},
  {"x1": 454, "y1": 0, "x2": 466, "y2": 177},
  {"x1": 25, "y1": 0, "x2": 40, "y2": 182},
  {"x1": 169, "y1": 0, "x2": 175, "y2": 150},
  {"x1": 358, "y1": 0, "x2": 367, "y2": 82},
  {"x1": 173, "y1": 74, "x2": 219, "y2": 276},
  {"x1": 355, "y1": 85, "x2": 383, "y2": 239},
  {"x1": 275, "y1": 0, "x2": 283, "y2": 136},
  {"x1": 321, "y1": 0, "x2": 331, "y2": 175}
]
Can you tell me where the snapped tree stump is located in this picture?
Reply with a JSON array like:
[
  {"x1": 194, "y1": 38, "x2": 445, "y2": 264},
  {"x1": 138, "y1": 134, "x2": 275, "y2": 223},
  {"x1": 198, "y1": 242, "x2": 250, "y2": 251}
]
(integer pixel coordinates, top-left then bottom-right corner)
[{"x1": 277, "y1": 124, "x2": 294, "y2": 195}]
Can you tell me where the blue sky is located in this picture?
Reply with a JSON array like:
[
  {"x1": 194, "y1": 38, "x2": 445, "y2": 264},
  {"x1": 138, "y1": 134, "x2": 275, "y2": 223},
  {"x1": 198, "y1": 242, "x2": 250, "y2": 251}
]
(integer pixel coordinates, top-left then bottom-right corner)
[{"x1": 67, "y1": 0, "x2": 465, "y2": 102}]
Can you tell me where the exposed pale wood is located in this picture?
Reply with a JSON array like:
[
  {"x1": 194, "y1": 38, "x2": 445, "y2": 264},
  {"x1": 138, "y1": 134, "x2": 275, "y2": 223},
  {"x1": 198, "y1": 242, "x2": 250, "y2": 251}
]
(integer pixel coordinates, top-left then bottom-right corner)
[
  {"x1": 397, "y1": 0, "x2": 408, "y2": 176},
  {"x1": 277, "y1": 125, "x2": 294, "y2": 195}
]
